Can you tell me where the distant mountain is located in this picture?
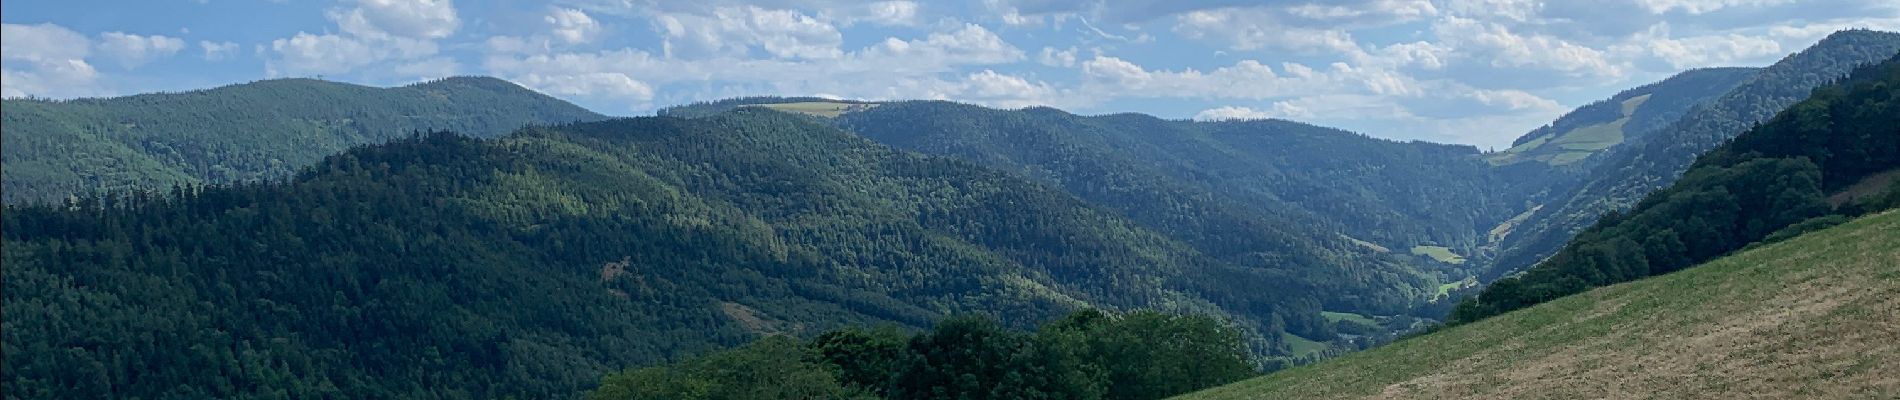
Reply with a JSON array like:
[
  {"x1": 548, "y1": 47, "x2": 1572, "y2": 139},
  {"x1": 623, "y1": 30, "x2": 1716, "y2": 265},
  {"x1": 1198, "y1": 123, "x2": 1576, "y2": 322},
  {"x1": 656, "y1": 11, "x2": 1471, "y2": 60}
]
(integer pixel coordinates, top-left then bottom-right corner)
[
  {"x1": 1486, "y1": 67, "x2": 1756, "y2": 167},
  {"x1": 834, "y1": 104, "x2": 1517, "y2": 253},
  {"x1": 1488, "y1": 29, "x2": 1900, "y2": 278},
  {"x1": 0, "y1": 76, "x2": 605, "y2": 204},
  {"x1": 1181, "y1": 210, "x2": 1900, "y2": 399},
  {"x1": 1454, "y1": 51, "x2": 1900, "y2": 322},
  {"x1": 3, "y1": 110, "x2": 1429, "y2": 398}
]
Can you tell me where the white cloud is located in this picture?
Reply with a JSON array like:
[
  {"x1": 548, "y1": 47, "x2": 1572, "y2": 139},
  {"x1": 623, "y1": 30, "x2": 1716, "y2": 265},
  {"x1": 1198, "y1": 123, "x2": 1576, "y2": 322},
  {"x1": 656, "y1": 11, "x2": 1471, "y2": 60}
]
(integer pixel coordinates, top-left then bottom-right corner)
[
  {"x1": 332, "y1": 0, "x2": 460, "y2": 40},
  {"x1": 483, "y1": 22, "x2": 1032, "y2": 110},
  {"x1": 268, "y1": 33, "x2": 381, "y2": 76},
  {"x1": 655, "y1": 6, "x2": 844, "y2": 60},
  {"x1": 1613, "y1": 24, "x2": 1783, "y2": 69},
  {"x1": 265, "y1": 0, "x2": 458, "y2": 79},
  {"x1": 828, "y1": 1, "x2": 920, "y2": 26},
  {"x1": 1175, "y1": 9, "x2": 1362, "y2": 54},
  {"x1": 1430, "y1": 16, "x2": 1626, "y2": 80},
  {"x1": 1193, "y1": 106, "x2": 1276, "y2": 121},
  {"x1": 547, "y1": 8, "x2": 601, "y2": 44},
  {"x1": 97, "y1": 32, "x2": 187, "y2": 68},
  {"x1": 1037, "y1": 46, "x2": 1078, "y2": 67},
  {"x1": 3, "y1": 23, "x2": 92, "y2": 63},
  {"x1": 1635, "y1": 0, "x2": 1798, "y2": 15},
  {"x1": 1, "y1": 23, "x2": 101, "y2": 98},
  {"x1": 201, "y1": 41, "x2": 240, "y2": 61}
]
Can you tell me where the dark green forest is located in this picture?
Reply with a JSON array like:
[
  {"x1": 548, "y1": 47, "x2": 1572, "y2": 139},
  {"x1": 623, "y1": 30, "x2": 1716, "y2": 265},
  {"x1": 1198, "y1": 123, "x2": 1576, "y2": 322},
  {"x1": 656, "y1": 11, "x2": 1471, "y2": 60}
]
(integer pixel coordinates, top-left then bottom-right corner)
[
  {"x1": 589, "y1": 310, "x2": 1257, "y2": 400},
  {"x1": 3, "y1": 111, "x2": 1413, "y2": 398},
  {"x1": 1452, "y1": 53, "x2": 1900, "y2": 323},
  {"x1": 1, "y1": 76, "x2": 604, "y2": 204}
]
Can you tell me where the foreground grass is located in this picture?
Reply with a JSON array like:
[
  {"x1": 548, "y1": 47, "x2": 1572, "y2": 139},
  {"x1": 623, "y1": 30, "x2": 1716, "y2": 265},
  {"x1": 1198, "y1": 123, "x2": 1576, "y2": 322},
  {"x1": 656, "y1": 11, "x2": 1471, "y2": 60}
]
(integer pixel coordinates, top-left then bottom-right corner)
[{"x1": 1183, "y1": 211, "x2": 1900, "y2": 399}]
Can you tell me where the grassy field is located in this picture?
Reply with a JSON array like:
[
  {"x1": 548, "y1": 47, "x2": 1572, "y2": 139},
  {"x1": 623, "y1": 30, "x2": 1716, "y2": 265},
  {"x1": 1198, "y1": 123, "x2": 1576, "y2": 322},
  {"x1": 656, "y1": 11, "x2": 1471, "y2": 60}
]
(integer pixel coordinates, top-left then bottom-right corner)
[
  {"x1": 1409, "y1": 245, "x2": 1467, "y2": 265},
  {"x1": 1281, "y1": 332, "x2": 1333, "y2": 359},
  {"x1": 1486, "y1": 205, "x2": 1543, "y2": 244},
  {"x1": 1321, "y1": 311, "x2": 1379, "y2": 326},
  {"x1": 1180, "y1": 211, "x2": 1900, "y2": 400},
  {"x1": 745, "y1": 101, "x2": 879, "y2": 117},
  {"x1": 1340, "y1": 235, "x2": 1391, "y2": 253},
  {"x1": 1486, "y1": 94, "x2": 1648, "y2": 166}
]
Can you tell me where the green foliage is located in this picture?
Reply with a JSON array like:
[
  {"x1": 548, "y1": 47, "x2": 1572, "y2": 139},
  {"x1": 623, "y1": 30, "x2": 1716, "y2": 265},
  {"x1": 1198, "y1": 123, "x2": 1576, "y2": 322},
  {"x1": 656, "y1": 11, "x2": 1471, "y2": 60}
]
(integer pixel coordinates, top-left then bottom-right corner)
[
  {"x1": 1454, "y1": 52, "x2": 1900, "y2": 324},
  {"x1": 4, "y1": 111, "x2": 1338, "y2": 398},
  {"x1": 591, "y1": 310, "x2": 1259, "y2": 400},
  {"x1": 589, "y1": 337, "x2": 874, "y2": 400},
  {"x1": 827, "y1": 102, "x2": 1503, "y2": 325},
  {"x1": 1, "y1": 77, "x2": 605, "y2": 204}
]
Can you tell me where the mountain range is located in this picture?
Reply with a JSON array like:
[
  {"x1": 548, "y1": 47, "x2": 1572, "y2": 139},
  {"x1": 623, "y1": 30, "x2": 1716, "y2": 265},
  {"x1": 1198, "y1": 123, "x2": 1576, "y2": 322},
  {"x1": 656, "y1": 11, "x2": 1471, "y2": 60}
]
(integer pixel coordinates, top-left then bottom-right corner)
[{"x1": 3, "y1": 28, "x2": 1897, "y2": 400}]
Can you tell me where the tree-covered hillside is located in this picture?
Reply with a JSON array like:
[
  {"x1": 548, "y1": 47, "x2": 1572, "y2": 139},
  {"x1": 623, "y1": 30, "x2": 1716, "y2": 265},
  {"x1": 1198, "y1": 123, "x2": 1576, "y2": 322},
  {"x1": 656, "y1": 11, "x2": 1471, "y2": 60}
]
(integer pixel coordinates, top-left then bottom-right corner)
[
  {"x1": 0, "y1": 76, "x2": 605, "y2": 204},
  {"x1": 835, "y1": 103, "x2": 1516, "y2": 257},
  {"x1": 1489, "y1": 29, "x2": 1900, "y2": 278},
  {"x1": 2, "y1": 110, "x2": 1426, "y2": 398},
  {"x1": 1454, "y1": 51, "x2": 1900, "y2": 323}
]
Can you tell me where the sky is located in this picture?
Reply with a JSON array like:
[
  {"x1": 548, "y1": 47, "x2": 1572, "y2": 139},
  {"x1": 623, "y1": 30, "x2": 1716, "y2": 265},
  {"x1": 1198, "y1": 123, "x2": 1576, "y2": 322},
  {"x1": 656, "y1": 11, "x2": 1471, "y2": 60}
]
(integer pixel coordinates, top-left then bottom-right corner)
[{"x1": 3, "y1": 0, "x2": 1897, "y2": 148}]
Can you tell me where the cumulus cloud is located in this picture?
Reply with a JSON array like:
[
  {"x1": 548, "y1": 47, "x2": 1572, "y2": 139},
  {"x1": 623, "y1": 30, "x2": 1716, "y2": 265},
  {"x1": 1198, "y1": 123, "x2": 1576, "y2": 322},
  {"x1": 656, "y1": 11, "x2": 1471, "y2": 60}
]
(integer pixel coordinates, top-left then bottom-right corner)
[
  {"x1": 547, "y1": 8, "x2": 601, "y2": 44},
  {"x1": 201, "y1": 41, "x2": 240, "y2": 61},
  {"x1": 1613, "y1": 24, "x2": 1783, "y2": 69},
  {"x1": 483, "y1": 22, "x2": 1033, "y2": 111},
  {"x1": 97, "y1": 32, "x2": 187, "y2": 67},
  {"x1": 1037, "y1": 46, "x2": 1078, "y2": 67},
  {"x1": 266, "y1": 0, "x2": 460, "y2": 79},
  {"x1": 332, "y1": 0, "x2": 460, "y2": 40},
  {"x1": 1193, "y1": 106, "x2": 1276, "y2": 121},
  {"x1": 1, "y1": 23, "x2": 101, "y2": 98},
  {"x1": 655, "y1": 6, "x2": 844, "y2": 60}
]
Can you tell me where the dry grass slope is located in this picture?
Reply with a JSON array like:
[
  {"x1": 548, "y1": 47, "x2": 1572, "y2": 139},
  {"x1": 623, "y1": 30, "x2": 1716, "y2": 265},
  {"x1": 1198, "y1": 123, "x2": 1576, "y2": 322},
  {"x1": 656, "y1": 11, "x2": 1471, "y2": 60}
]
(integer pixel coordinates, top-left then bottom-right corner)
[{"x1": 1182, "y1": 211, "x2": 1900, "y2": 400}]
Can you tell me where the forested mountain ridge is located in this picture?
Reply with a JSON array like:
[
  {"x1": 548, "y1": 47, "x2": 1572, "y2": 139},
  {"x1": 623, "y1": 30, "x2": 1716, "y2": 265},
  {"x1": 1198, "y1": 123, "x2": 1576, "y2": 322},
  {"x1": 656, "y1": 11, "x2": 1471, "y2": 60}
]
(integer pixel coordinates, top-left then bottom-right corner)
[
  {"x1": 834, "y1": 104, "x2": 1515, "y2": 254},
  {"x1": 1487, "y1": 29, "x2": 1900, "y2": 278},
  {"x1": 3, "y1": 110, "x2": 1425, "y2": 398},
  {"x1": 0, "y1": 76, "x2": 605, "y2": 204},
  {"x1": 1452, "y1": 52, "x2": 1900, "y2": 323}
]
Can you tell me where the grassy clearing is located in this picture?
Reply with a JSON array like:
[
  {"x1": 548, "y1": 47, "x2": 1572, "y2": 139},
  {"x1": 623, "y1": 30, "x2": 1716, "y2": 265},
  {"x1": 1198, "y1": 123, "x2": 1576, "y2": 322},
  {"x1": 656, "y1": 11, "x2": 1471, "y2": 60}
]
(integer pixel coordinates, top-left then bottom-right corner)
[
  {"x1": 1487, "y1": 205, "x2": 1543, "y2": 244},
  {"x1": 1340, "y1": 235, "x2": 1391, "y2": 253},
  {"x1": 1179, "y1": 211, "x2": 1900, "y2": 400},
  {"x1": 1409, "y1": 245, "x2": 1467, "y2": 265},
  {"x1": 1281, "y1": 332, "x2": 1332, "y2": 359},
  {"x1": 1321, "y1": 311, "x2": 1379, "y2": 327},
  {"x1": 1827, "y1": 168, "x2": 1900, "y2": 206},
  {"x1": 747, "y1": 101, "x2": 879, "y2": 117},
  {"x1": 1435, "y1": 277, "x2": 1476, "y2": 299},
  {"x1": 1619, "y1": 93, "x2": 1652, "y2": 115},
  {"x1": 1488, "y1": 94, "x2": 1647, "y2": 167}
]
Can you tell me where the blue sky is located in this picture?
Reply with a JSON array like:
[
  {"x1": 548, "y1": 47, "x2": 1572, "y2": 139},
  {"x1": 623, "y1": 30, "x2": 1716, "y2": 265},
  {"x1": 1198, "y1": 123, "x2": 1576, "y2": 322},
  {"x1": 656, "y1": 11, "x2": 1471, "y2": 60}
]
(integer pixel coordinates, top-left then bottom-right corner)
[{"x1": 4, "y1": 0, "x2": 1897, "y2": 148}]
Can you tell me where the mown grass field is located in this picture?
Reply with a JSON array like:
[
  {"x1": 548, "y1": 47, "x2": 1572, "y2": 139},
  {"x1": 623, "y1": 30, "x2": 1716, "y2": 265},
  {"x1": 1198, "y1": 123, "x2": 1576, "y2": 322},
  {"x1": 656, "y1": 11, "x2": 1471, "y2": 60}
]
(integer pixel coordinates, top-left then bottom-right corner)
[
  {"x1": 747, "y1": 101, "x2": 878, "y2": 117},
  {"x1": 1182, "y1": 211, "x2": 1900, "y2": 400},
  {"x1": 1409, "y1": 245, "x2": 1467, "y2": 265}
]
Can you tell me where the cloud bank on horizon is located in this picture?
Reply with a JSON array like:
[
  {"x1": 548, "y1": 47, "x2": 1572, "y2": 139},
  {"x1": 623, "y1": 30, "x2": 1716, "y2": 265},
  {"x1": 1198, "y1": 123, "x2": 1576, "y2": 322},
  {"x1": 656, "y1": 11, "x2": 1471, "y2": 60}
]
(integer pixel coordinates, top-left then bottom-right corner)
[{"x1": 3, "y1": 0, "x2": 1896, "y2": 148}]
